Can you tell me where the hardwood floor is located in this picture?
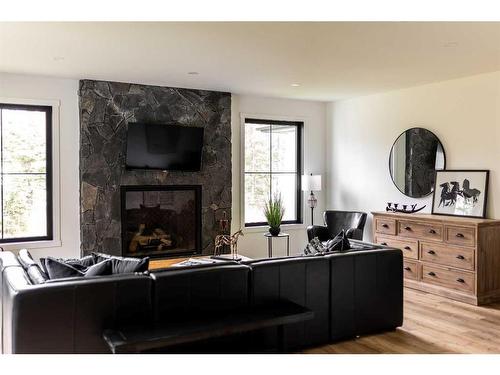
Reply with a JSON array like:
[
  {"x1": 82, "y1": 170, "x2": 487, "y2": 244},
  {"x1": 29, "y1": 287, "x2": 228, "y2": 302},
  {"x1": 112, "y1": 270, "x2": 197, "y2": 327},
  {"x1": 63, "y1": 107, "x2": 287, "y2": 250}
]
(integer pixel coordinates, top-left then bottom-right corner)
[{"x1": 305, "y1": 288, "x2": 500, "y2": 354}]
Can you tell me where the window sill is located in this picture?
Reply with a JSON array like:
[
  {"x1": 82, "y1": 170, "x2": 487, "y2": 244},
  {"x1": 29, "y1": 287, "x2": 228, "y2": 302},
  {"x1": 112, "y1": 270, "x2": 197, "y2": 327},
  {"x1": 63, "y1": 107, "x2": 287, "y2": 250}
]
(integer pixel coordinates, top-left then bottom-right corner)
[
  {"x1": 0, "y1": 239, "x2": 62, "y2": 251},
  {"x1": 243, "y1": 223, "x2": 307, "y2": 234}
]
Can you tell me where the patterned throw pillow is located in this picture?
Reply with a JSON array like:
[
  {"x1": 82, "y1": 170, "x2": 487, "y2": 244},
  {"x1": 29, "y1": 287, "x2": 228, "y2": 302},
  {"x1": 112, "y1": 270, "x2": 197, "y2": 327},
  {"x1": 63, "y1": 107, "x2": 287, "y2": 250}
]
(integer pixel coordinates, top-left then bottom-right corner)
[
  {"x1": 325, "y1": 230, "x2": 351, "y2": 252},
  {"x1": 303, "y1": 237, "x2": 326, "y2": 255}
]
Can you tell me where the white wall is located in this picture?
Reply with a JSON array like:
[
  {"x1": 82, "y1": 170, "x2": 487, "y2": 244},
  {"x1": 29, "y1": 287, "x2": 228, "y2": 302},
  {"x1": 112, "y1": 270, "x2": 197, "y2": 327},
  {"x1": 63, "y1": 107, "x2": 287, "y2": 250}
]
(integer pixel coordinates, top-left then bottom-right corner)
[
  {"x1": 0, "y1": 73, "x2": 80, "y2": 259},
  {"x1": 232, "y1": 94, "x2": 327, "y2": 259},
  {"x1": 327, "y1": 71, "x2": 500, "y2": 241}
]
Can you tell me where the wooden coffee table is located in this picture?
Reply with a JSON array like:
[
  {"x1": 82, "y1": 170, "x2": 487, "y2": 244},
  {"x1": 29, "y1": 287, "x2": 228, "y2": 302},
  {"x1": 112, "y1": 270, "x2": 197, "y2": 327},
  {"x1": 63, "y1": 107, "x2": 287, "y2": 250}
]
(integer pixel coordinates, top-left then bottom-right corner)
[
  {"x1": 149, "y1": 255, "x2": 252, "y2": 270},
  {"x1": 149, "y1": 256, "x2": 196, "y2": 270}
]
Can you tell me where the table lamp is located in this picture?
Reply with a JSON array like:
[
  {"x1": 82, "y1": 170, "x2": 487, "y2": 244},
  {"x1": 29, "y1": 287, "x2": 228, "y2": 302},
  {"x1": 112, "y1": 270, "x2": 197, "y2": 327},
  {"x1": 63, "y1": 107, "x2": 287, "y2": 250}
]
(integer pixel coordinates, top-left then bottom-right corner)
[{"x1": 302, "y1": 174, "x2": 322, "y2": 225}]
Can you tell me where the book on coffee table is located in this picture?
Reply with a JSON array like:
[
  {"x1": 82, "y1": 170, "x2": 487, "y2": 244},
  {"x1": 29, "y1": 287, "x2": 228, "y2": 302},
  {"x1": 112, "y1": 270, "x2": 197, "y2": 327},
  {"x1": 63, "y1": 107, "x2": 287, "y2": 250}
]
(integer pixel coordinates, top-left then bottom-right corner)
[
  {"x1": 172, "y1": 255, "x2": 252, "y2": 267},
  {"x1": 210, "y1": 254, "x2": 253, "y2": 262}
]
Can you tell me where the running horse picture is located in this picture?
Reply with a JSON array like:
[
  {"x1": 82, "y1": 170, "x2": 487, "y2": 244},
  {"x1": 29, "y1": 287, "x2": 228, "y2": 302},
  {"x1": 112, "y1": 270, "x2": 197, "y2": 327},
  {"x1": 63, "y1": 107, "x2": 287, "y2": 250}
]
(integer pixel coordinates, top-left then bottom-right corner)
[
  {"x1": 438, "y1": 181, "x2": 460, "y2": 207},
  {"x1": 432, "y1": 170, "x2": 489, "y2": 218}
]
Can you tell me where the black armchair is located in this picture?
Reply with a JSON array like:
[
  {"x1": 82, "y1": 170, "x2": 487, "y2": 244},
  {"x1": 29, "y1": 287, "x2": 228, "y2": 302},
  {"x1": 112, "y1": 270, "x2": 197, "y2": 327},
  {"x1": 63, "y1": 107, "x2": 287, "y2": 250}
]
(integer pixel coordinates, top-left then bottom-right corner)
[{"x1": 307, "y1": 210, "x2": 367, "y2": 242}]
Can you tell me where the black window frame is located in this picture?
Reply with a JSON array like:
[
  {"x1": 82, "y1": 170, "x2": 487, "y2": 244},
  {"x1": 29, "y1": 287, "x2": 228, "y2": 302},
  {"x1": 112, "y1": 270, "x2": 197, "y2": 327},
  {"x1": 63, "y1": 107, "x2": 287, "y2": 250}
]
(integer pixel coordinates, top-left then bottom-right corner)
[
  {"x1": 0, "y1": 103, "x2": 53, "y2": 243},
  {"x1": 244, "y1": 118, "x2": 303, "y2": 227}
]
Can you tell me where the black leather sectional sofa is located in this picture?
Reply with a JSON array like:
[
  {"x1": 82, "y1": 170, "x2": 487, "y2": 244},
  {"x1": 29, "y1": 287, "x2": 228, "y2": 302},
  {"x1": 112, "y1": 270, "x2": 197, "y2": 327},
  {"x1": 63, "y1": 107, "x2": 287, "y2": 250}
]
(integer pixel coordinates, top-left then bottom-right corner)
[{"x1": 0, "y1": 242, "x2": 403, "y2": 353}]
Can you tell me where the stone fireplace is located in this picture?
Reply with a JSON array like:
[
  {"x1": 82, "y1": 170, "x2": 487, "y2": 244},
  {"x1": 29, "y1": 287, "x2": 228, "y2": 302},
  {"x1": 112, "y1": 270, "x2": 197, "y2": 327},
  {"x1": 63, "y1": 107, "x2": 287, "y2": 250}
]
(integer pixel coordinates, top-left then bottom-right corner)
[
  {"x1": 79, "y1": 79, "x2": 231, "y2": 257},
  {"x1": 120, "y1": 185, "x2": 201, "y2": 258}
]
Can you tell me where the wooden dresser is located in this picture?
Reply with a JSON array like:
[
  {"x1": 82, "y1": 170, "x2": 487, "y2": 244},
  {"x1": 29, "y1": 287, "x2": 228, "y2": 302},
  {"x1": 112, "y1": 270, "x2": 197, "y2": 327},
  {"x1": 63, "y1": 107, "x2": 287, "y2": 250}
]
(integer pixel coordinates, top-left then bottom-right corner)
[{"x1": 372, "y1": 211, "x2": 500, "y2": 305}]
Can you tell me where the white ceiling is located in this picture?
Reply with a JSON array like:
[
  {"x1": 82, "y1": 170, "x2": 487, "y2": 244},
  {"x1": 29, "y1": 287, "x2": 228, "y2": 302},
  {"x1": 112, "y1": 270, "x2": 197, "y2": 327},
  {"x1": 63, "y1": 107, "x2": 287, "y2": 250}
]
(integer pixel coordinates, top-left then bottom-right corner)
[{"x1": 1, "y1": 22, "x2": 500, "y2": 101}]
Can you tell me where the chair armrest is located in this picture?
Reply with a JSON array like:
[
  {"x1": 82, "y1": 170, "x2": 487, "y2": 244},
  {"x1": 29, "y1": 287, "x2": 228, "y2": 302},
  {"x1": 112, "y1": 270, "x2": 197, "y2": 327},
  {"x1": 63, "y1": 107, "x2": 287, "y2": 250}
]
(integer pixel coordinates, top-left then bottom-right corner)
[
  {"x1": 307, "y1": 225, "x2": 331, "y2": 242},
  {"x1": 346, "y1": 228, "x2": 364, "y2": 241}
]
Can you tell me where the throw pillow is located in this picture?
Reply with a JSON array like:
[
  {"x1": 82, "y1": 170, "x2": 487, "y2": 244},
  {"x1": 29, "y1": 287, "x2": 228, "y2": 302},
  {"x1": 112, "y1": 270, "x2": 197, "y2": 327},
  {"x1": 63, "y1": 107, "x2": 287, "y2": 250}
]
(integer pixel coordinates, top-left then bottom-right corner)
[
  {"x1": 39, "y1": 257, "x2": 48, "y2": 274},
  {"x1": 44, "y1": 257, "x2": 85, "y2": 279},
  {"x1": 26, "y1": 265, "x2": 49, "y2": 284},
  {"x1": 17, "y1": 248, "x2": 36, "y2": 268},
  {"x1": 17, "y1": 249, "x2": 48, "y2": 284},
  {"x1": 84, "y1": 259, "x2": 113, "y2": 277},
  {"x1": 325, "y1": 230, "x2": 351, "y2": 252},
  {"x1": 63, "y1": 255, "x2": 96, "y2": 270},
  {"x1": 92, "y1": 252, "x2": 149, "y2": 274},
  {"x1": 303, "y1": 237, "x2": 326, "y2": 255},
  {"x1": 40, "y1": 254, "x2": 95, "y2": 273}
]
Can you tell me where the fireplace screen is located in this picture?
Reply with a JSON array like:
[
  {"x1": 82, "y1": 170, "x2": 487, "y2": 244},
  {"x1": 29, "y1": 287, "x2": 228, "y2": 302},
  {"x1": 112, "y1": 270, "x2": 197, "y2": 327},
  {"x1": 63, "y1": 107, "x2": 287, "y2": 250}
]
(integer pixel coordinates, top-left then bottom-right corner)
[{"x1": 121, "y1": 185, "x2": 201, "y2": 258}]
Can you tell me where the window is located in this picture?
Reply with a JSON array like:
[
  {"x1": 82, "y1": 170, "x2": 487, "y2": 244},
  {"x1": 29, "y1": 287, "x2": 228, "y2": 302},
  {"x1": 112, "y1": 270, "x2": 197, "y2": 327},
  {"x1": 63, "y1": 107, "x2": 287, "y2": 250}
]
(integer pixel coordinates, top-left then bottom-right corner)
[
  {"x1": 244, "y1": 118, "x2": 303, "y2": 226},
  {"x1": 0, "y1": 103, "x2": 52, "y2": 243}
]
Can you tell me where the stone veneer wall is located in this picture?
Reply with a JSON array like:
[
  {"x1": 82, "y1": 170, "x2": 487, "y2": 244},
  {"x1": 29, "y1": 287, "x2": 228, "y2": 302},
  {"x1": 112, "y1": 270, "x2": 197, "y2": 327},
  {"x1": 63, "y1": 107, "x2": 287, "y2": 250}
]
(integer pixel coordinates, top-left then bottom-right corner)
[{"x1": 79, "y1": 79, "x2": 231, "y2": 256}]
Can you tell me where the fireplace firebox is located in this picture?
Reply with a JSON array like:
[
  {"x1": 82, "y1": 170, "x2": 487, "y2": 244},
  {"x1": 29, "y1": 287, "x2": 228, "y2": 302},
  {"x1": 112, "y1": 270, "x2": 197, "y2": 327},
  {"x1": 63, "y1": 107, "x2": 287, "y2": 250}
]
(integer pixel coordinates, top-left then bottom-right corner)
[{"x1": 120, "y1": 185, "x2": 202, "y2": 258}]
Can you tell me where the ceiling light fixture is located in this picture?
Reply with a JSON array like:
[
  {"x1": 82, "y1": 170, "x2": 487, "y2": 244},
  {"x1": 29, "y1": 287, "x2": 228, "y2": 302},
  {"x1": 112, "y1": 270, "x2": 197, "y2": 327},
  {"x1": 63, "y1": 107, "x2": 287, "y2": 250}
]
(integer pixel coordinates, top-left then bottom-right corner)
[
  {"x1": 188, "y1": 71, "x2": 199, "y2": 75},
  {"x1": 291, "y1": 83, "x2": 300, "y2": 87}
]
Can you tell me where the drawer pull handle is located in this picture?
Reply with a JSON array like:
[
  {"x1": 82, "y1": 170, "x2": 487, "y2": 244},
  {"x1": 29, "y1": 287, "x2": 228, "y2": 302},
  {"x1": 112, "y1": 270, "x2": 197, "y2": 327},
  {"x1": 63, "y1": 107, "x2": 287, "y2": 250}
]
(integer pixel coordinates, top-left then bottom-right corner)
[
  {"x1": 382, "y1": 224, "x2": 389, "y2": 228},
  {"x1": 381, "y1": 242, "x2": 388, "y2": 246},
  {"x1": 404, "y1": 246, "x2": 411, "y2": 250},
  {"x1": 404, "y1": 226, "x2": 412, "y2": 231},
  {"x1": 456, "y1": 255, "x2": 465, "y2": 260},
  {"x1": 404, "y1": 267, "x2": 412, "y2": 271},
  {"x1": 456, "y1": 233, "x2": 464, "y2": 238},
  {"x1": 427, "y1": 250, "x2": 436, "y2": 255},
  {"x1": 428, "y1": 272, "x2": 436, "y2": 276},
  {"x1": 429, "y1": 229, "x2": 437, "y2": 234},
  {"x1": 457, "y1": 278, "x2": 465, "y2": 283}
]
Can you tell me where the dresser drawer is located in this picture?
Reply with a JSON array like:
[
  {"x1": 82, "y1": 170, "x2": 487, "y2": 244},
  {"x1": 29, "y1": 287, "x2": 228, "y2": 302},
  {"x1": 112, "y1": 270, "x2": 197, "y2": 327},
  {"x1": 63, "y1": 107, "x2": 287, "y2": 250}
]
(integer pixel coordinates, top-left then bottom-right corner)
[
  {"x1": 398, "y1": 220, "x2": 443, "y2": 242},
  {"x1": 403, "y1": 260, "x2": 420, "y2": 281},
  {"x1": 420, "y1": 242, "x2": 475, "y2": 270},
  {"x1": 422, "y1": 264, "x2": 474, "y2": 294},
  {"x1": 445, "y1": 226, "x2": 476, "y2": 247},
  {"x1": 374, "y1": 218, "x2": 396, "y2": 235},
  {"x1": 375, "y1": 236, "x2": 418, "y2": 260}
]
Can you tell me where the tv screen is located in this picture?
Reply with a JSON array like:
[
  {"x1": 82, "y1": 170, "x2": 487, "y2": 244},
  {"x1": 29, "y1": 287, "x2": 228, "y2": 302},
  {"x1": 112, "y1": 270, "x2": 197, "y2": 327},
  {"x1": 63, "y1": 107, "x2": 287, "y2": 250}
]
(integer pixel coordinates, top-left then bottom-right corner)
[{"x1": 126, "y1": 123, "x2": 204, "y2": 171}]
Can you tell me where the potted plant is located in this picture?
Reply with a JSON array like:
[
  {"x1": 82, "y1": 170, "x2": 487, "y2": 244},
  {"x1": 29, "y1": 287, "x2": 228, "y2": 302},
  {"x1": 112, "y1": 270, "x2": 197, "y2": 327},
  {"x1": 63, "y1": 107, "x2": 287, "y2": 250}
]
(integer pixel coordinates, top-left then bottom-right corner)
[{"x1": 264, "y1": 193, "x2": 285, "y2": 236}]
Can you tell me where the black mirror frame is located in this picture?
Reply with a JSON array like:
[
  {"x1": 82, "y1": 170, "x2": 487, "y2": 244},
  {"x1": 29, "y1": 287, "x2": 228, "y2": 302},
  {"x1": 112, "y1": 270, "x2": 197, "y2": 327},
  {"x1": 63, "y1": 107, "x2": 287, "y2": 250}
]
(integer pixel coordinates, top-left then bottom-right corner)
[{"x1": 388, "y1": 127, "x2": 446, "y2": 198}]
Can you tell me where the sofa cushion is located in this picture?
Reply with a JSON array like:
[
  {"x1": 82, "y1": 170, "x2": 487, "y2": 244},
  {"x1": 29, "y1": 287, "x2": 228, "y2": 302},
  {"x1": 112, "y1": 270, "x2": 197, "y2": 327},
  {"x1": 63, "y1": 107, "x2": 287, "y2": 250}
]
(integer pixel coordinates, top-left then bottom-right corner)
[
  {"x1": 247, "y1": 256, "x2": 330, "y2": 349},
  {"x1": 0, "y1": 251, "x2": 22, "y2": 269},
  {"x1": 150, "y1": 264, "x2": 250, "y2": 321},
  {"x1": 92, "y1": 252, "x2": 149, "y2": 274},
  {"x1": 326, "y1": 248, "x2": 403, "y2": 340},
  {"x1": 17, "y1": 249, "x2": 48, "y2": 284}
]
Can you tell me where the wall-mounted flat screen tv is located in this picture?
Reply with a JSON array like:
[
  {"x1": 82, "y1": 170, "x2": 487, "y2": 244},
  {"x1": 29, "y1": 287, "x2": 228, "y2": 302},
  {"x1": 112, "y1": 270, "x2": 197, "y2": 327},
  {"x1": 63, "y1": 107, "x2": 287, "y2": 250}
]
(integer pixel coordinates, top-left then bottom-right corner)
[{"x1": 126, "y1": 123, "x2": 204, "y2": 171}]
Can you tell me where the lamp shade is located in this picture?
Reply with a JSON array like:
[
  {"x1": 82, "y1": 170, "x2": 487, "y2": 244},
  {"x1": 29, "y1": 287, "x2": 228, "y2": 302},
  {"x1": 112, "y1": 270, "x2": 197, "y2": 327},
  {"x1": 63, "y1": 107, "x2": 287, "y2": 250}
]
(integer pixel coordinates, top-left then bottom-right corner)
[{"x1": 302, "y1": 174, "x2": 322, "y2": 191}]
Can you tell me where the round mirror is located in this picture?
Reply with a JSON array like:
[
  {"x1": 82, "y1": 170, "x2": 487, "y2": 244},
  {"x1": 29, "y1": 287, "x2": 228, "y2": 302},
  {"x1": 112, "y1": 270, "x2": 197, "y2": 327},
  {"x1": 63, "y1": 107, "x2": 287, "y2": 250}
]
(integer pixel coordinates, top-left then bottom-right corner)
[{"x1": 389, "y1": 127, "x2": 445, "y2": 198}]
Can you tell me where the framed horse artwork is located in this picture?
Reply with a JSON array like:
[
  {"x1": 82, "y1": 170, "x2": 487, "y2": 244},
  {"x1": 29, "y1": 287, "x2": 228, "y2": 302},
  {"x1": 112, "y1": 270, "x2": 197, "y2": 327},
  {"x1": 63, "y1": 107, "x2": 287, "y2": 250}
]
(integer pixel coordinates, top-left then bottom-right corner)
[{"x1": 431, "y1": 170, "x2": 489, "y2": 218}]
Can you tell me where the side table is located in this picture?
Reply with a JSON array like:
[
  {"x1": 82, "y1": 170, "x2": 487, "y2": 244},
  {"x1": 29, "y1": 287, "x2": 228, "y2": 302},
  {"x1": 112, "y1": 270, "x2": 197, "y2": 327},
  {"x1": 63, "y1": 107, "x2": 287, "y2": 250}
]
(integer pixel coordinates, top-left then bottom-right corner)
[{"x1": 264, "y1": 232, "x2": 290, "y2": 258}]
